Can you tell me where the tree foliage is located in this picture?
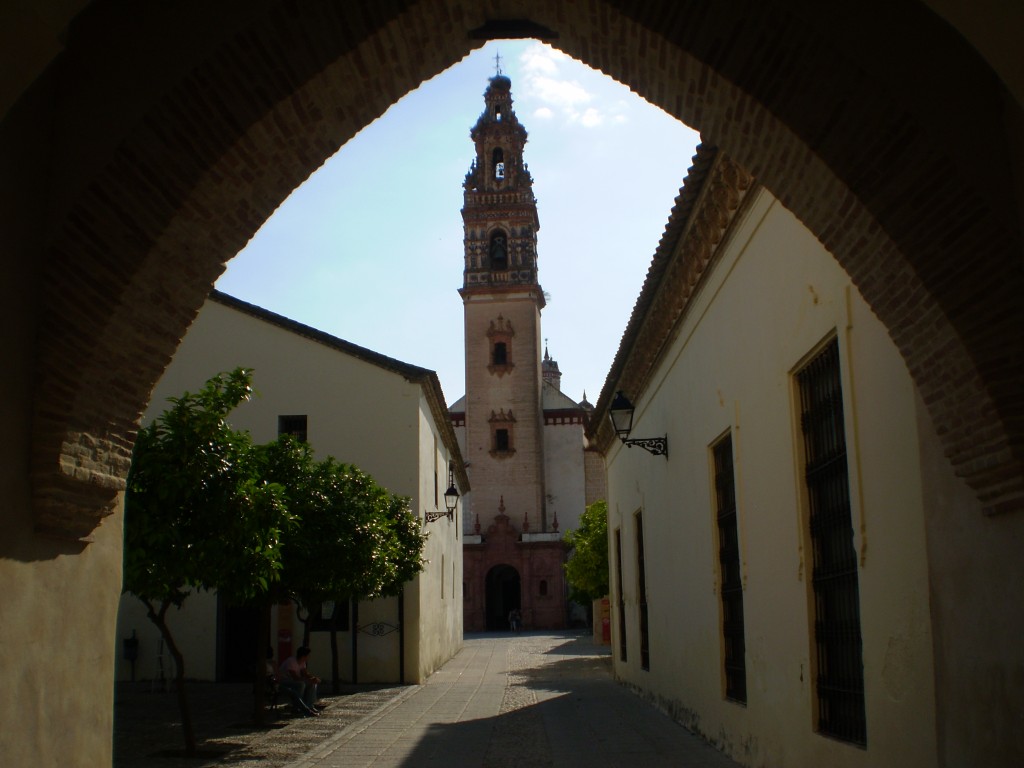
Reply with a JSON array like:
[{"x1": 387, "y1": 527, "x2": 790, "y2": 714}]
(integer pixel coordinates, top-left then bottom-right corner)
[
  {"x1": 123, "y1": 368, "x2": 294, "y2": 753},
  {"x1": 259, "y1": 436, "x2": 427, "y2": 608},
  {"x1": 123, "y1": 368, "x2": 430, "y2": 742},
  {"x1": 124, "y1": 367, "x2": 296, "y2": 604},
  {"x1": 563, "y1": 499, "x2": 610, "y2": 603}
]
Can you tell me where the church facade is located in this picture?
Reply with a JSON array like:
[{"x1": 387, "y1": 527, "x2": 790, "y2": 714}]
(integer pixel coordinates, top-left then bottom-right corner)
[{"x1": 449, "y1": 74, "x2": 605, "y2": 632}]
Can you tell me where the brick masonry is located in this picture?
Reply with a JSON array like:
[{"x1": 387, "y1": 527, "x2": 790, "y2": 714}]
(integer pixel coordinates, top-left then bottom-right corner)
[{"x1": 10, "y1": 0, "x2": 1021, "y2": 538}]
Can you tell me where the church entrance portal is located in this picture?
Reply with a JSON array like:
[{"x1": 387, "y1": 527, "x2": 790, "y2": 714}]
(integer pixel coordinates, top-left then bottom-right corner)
[{"x1": 485, "y1": 565, "x2": 521, "y2": 631}]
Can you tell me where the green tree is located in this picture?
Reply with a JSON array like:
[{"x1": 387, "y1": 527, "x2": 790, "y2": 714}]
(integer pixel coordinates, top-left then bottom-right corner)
[
  {"x1": 260, "y1": 435, "x2": 427, "y2": 691},
  {"x1": 563, "y1": 500, "x2": 610, "y2": 606},
  {"x1": 122, "y1": 369, "x2": 293, "y2": 754}
]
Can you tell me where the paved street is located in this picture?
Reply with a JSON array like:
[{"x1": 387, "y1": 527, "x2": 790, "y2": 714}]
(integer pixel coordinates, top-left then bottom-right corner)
[{"x1": 288, "y1": 631, "x2": 740, "y2": 768}]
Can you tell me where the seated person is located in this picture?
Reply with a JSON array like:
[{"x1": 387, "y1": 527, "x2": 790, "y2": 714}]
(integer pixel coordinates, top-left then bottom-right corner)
[{"x1": 278, "y1": 645, "x2": 322, "y2": 716}]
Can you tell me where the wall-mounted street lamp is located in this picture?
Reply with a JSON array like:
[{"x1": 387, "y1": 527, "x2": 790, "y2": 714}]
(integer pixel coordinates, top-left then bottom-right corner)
[
  {"x1": 426, "y1": 464, "x2": 461, "y2": 523},
  {"x1": 609, "y1": 391, "x2": 668, "y2": 458}
]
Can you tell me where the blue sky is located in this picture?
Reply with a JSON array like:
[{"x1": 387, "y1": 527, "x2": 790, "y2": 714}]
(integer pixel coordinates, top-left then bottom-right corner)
[{"x1": 216, "y1": 41, "x2": 700, "y2": 406}]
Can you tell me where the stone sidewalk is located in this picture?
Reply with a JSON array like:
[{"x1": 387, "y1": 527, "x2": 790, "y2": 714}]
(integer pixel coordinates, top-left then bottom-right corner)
[
  {"x1": 113, "y1": 677, "x2": 412, "y2": 767},
  {"x1": 114, "y1": 632, "x2": 740, "y2": 767}
]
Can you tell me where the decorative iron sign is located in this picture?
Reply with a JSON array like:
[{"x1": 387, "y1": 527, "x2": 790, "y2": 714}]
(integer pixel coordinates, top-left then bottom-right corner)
[{"x1": 357, "y1": 621, "x2": 399, "y2": 637}]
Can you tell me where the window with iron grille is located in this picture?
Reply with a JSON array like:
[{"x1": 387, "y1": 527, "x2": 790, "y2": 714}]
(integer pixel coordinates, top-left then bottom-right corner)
[
  {"x1": 277, "y1": 414, "x2": 307, "y2": 443},
  {"x1": 635, "y1": 511, "x2": 650, "y2": 671},
  {"x1": 797, "y1": 338, "x2": 867, "y2": 746},
  {"x1": 714, "y1": 434, "x2": 747, "y2": 704},
  {"x1": 615, "y1": 528, "x2": 627, "y2": 663},
  {"x1": 489, "y1": 409, "x2": 516, "y2": 455},
  {"x1": 309, "y1": 599, "x2": 350, "y2": 632}
]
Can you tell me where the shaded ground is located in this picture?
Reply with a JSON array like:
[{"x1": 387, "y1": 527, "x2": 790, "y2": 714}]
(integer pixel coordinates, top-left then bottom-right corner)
[{"x1": 113, "y1": 680, "x2": 411, "y2": 768}]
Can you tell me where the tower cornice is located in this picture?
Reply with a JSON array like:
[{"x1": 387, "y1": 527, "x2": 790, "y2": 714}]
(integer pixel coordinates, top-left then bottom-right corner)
[{"x1": 459, "y1": 283, "x2": 546, "y2": 309}]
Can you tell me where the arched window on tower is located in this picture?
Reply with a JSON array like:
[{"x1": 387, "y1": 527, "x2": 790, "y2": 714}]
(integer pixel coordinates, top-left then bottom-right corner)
[
  {"x1": 489, "y1": 230, "x2": 508, "y2": 270},
  {"x1": 492, "y1": 147, "x2": 505, "y2": 180}
]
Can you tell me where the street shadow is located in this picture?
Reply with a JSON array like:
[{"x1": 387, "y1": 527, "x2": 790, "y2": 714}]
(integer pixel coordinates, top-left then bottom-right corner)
[
  {"x1": 388, "y1": 687, "x2": 732, "y2": 768},
  {"x1": 113, "y1": 680, "x2": 408, "y2": 767}
]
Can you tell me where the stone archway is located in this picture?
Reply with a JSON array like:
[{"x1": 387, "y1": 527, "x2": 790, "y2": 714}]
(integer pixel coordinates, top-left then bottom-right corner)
[
  {"x1": 8, "y1": 1, "x2": 1020, "y2": 542},
  {"x1": 4, "y1": 2, "x2": 1024, "y2": 764}
]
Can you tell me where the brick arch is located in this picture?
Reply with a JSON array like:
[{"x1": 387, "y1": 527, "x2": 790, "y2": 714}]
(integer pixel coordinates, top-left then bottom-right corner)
[{"x1": 24, "y1": 0, "x2": 1022, "y2": 538}]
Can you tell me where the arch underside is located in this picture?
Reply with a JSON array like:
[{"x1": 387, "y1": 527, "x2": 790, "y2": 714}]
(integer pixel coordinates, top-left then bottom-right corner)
[{"x1": 12, "y1": 0, "x2": 1022, "y2": 538}]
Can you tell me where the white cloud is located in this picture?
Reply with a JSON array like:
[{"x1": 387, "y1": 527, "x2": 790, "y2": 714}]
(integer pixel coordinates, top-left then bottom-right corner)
[
  {"x1": 519, "y1": 44, "x2": 561, "y2": 76},
  {"x1": 516, "y1": 42, "x2": 626, "y2": 131},
  {"x1": 530, "y1": 76, "x2": 592, "y2": 109},
  {"x1": 580, "y1": 108, "x2": 603, "y2": 128}
]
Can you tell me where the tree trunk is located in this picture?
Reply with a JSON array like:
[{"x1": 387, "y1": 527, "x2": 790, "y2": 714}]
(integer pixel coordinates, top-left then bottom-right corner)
[
  {"x1": 329, "y1": 607, "x2": 340, "y2": 694},
  {"x1": 252, "y1": 603, "x2": 270, "y2": 726},
  {"x1": 143, "y1": 598, "x2": 196, "y2": 755}
]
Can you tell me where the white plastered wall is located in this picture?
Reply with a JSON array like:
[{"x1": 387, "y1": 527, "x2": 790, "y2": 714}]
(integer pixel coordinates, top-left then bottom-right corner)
[
  {"x1": 605, "y1": 190, "x2": 938, "y2": 767},
  {"x1": 115, "y1": 298, "x2": 462, "y2": 684}
]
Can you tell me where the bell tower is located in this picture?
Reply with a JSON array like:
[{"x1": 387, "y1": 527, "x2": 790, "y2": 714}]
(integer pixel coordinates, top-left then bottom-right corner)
[{"x1": 459, "y1": 72, "x2": 547, "y2": 535}]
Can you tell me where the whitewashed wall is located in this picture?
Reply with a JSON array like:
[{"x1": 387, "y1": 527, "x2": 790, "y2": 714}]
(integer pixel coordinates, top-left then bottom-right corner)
[{"x1": 606, "y1": 190, "x2": 938, "y2": 768}]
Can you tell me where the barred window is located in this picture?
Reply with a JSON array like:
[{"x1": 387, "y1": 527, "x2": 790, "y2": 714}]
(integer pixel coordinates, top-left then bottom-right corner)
[
  {"x1": 489, "y1": 409, "x2": 516, "y2": 455},
  {"x1": 713, "y1": 434, "x2": 746, "y2": 703},
  {"x1": 277, "y1": 415, "x2": 307, "y2": 443},
  {"x1": 615, "y1": 528, "x2": 627, "y2": 663},
  {"x1": 495, "y1": 429, "x2": 510, "y2": 452},
  {"x1": 636, "y1": 511, "x2": 650, "y2": 671},
  {"x1": 797, "y1": 338, "x2": 866, "y2": 746}
]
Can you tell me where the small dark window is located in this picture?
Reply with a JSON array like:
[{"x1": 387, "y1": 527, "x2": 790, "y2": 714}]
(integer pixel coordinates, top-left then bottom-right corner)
[
  {"x1": 492, "y1": 147, "x2": 505, "y2": 179},
  {"x1": 495, "y1": 429, "x2": 510, "y2": 452},
  {"x1": 493, "y1": 342, "x2": 508, "y2": 366},
  {"x1": 278, "y1": 415, "x2": 307, "y2": 442},
  {"x1": 309, "y1": 599, "x2": 350, "y2": 632},
  {"x1": 539, "y1": 579, "x2": 548, "y2": 596}
]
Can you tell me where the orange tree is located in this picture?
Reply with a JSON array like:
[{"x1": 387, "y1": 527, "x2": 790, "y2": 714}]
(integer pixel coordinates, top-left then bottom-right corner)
[
  {"x1": 122, "y1": 369, "x2": 294, "y2": 754},
  {"x1": 563, "y1": 499, "x2": 610, "y2": 607},
  {"x1": 260, "y1": 436, "x2": 426, "y2": 691}
]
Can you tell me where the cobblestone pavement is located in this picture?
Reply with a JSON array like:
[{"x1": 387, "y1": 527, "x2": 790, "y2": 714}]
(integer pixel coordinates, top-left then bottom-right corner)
[
  {"x1": 113, "y1": 679, "x2": 412, "y2": 768},
  {"x1": 288, "y1": 631, "x2": 742, "y2": 768},
  {"x1": 115, "y1": 632, "x2": 740, "y2": 768}
]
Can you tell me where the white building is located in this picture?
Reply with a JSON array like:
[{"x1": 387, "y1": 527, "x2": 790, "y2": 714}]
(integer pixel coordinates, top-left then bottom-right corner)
[
  {"x1": 591, "y1": 146, "x2": 940, "y2": 767},
  {"x1": 115, "y1": 291, "x2": 467, "y2": 685}
]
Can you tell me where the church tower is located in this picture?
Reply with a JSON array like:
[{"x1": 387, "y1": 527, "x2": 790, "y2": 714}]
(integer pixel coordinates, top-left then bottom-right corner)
[
  {"x1": 453, "y1": 70, "x2": 601, "y2": 632},
  {"x1": 459, "y1": 72, "x2": 547, "y2": 534}
]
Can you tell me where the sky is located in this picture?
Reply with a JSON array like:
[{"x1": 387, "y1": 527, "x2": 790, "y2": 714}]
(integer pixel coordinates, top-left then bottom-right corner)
[{"x1": 215, "y1": 41, "x2": 700, "y2": 407}]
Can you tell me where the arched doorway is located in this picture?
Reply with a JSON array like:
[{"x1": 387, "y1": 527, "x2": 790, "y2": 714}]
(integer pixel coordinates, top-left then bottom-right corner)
[{"x1": 485, "y1": 564, "x2": 521, "y2": 631}]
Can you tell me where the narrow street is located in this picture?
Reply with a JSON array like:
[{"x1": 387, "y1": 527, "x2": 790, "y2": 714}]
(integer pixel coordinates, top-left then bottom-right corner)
[{"x1": 289, "y1": 631, "x2": 740, "y2": 768}]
